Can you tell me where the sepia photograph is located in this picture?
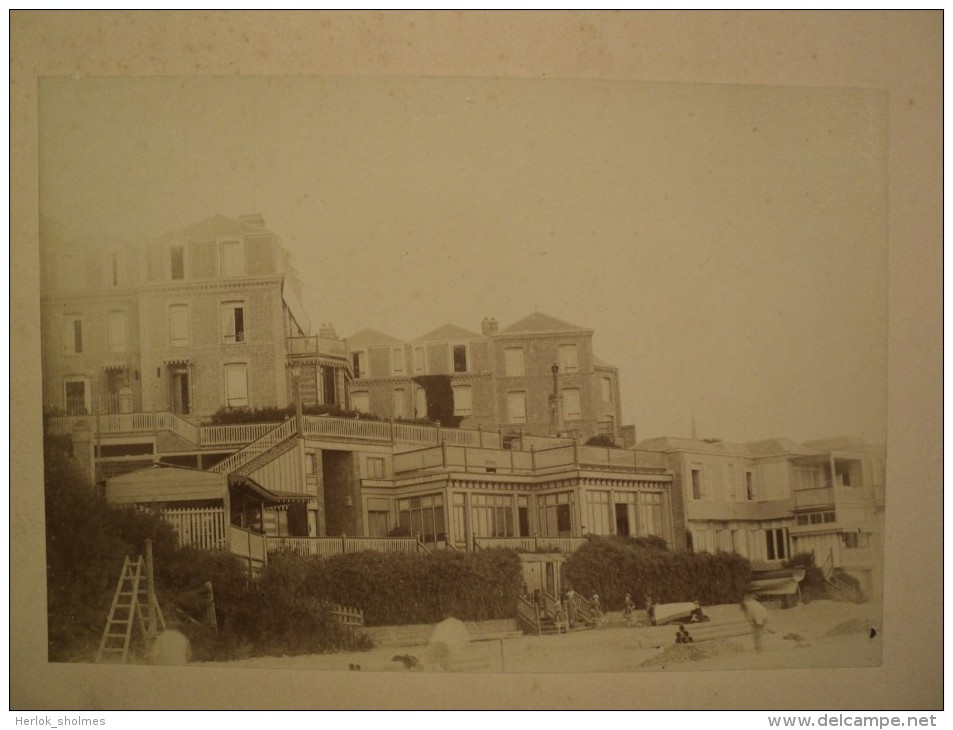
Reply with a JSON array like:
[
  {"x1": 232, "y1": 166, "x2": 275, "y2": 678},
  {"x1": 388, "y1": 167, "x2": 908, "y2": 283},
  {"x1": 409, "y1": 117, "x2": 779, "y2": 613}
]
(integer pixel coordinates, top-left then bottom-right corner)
[{"x1": 11, "y1": 11, "x2": 942, "y2": 711}]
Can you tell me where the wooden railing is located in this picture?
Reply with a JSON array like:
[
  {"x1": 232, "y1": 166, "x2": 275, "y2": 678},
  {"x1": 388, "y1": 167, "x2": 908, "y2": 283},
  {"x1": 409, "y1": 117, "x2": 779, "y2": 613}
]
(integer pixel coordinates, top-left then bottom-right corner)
[
  {"x1": 474, "y1": 536, "x2": 588, "y2": 553},
  {"x1": 302, "y1": 415, "x2": 393, "y2": 442},
  {"x1": 265, "y1": 535, "x2": 425, "y2": 557},
  {"x1": 229, "y1": 525, "x2": 268, "y2": 565},
  {"x1": 162, "y1": 506, "x2": 228, "y2": 551},
  {"x1": 200, "y1": 422, "x2": 280, "y2": 447},
  {"x1": 567, "y1": 591, "x2": 592, "y2": 625},
  {"x1": 211, "y1": 419, "x2": 297, "y2": 475},
  {"x1": 516, "y1": 593, "x2": 542, "y2": 636}
]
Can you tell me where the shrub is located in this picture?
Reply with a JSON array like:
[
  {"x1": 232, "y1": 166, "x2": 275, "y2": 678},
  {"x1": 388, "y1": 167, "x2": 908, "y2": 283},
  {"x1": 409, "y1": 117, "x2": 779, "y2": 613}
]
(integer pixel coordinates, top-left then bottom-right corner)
[
  {"x1": 564, "y1": 536, "x2": 751, "y2": 610},
  {"x1": 584, "y1": 434, "x2": 620, "y2": 448},
  {"x1": 784, "y1": 552, "x2": 828, "y2": 603}
]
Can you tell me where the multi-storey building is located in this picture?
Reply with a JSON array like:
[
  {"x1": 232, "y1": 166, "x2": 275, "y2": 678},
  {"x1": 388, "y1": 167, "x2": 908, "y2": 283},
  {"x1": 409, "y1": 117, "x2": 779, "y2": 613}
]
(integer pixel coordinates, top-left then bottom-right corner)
[
  {"x1": 346, "y1": 312, "x2": 623, "y2": 441},
  {"x1": 40, "y1": 214, "x2": 351, "y2": 421},
  {"x1": 637, "y1": 435, "x2": 885, "y2": 599}
]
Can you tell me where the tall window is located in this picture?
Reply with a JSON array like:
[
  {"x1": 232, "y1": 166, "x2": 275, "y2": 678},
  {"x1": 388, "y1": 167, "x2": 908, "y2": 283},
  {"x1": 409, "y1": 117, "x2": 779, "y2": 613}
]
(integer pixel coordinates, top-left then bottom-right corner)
[
  {"x1": 224, "y1": 363, "x2": 249, "y2": 407},
  {"x1": 61, "y1": 315, "x2": 83, "y2": 355},
  {"x1": 415, "y1": 387, "x2": 427, "y2": 419},
  {"x1": 169, "y1": 305, "x2": 189, "y2": 347},
  {"x1": 470, "y1": 494, "x2": 514, "y2": 538},
  {"x1": 220, "y1": 240, "x2": 244, "y2": 277},
  {"x1": 507, "y1": 392, "x2": 527, "y2": 424},
  {"x1": 601, "y1": 376, "x2": 613, "y2": 403},
  {"x1": 538, "y1": 492, "x2": 573, "y2": 537},
  {"x1": 453, "y1": 385, "x2": 472, "y2": 416},
  {"x1": 764, "y1": 528, "x2": 788, "y2": 561},
  {"x1": 64, "y1": 378, "x2": 88, "y2": 415},
  {"x1": 691, "y1": 468, "x2": 703, "y2": 500},
  {"x1": 586, "y1": 491, "x2": 613, "y2": 536},
  {"x1": 414, "y1": 346, "x2": 426, "y2": 374},
  {"x1": 637, "y1": 493, "x2": 664, "y2": 537},
  {"x1": 352, "y1": 391, "x2": 370, "y2": 413},
  {"x1": 170, "y1": 245, "x2": 184, "y2": 280},
  {"x1": 107, "y1": 311, "x2": 127, "y2": 353},
  {"x1": 452, "y1": 344, "x2": 468, "y2": 373},
  {"x1": 221, "y1": 302, "x2": 246, "y2": 344},
  {"x1": 352, "y1": 351, "x2": 365, "y2": 378},
  {"x1": 393, "y1": 388, "x2": 407, "y2": 419},
  {"x1": 392, "y1": 348, "x2": 404, "y2": 375},
  {"x1": 504, "y1": 348, "x2": 524, "y2": 376},
  {"x1": 558, "y1": 344, "x2": 578, "y2": 373},
  {"x1": 562, "y1": 388, "x2": 581, "y2": 420}
]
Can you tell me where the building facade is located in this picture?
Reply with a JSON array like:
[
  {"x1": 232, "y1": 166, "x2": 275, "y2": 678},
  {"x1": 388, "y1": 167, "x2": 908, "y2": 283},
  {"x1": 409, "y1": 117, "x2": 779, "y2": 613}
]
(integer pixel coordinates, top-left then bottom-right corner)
[
  {"x1": 346, "y1": 312, "x2": 623, "y2": 441},
  {"x1": 40, "y1": 214, "x2": 351, "y2": 420}
]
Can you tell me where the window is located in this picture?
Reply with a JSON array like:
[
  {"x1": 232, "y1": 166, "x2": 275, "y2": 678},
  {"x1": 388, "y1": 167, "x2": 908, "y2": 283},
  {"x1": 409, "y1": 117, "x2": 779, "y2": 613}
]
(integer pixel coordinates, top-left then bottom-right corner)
[
  {"x1": 415, "y1": 387, "x2": 427, "y2": 419},
  {"x1": 691, "y1": 468, "x2": 703, "y2": 499},
  {"x1": 504, "y1": 348, "x2": 524, "y2": 377},
  {"x1": 470, "y1": 494, "x2": 515, "y2": 538},
  {"x1": 64, "y1": 378, "x2": 88, "y2": 415},
  {"x1": 414, "y1": 346, "x2": 426, "y2": 374},
  {"x1": 305, "y1": 452, "x2": 317, "y2": 475},
  {"x1": 367, "y1": 457, "x2": 386, "y2": 479},
  {"x1": 393, "y1": 388, "x2": 407, "y2": 419},
  {"x1": 220, "y1": 240, "x2": 244, "y2": 277},
  {"x1": 367, "y1": 504, "x2": 391, "y2": 537},
  {"x1": 637, "y1": 493, "x2": 664, "y2": 538},
  {"x1": 507, "y1": 392, "x2": 526, "y2": 424},
  {"x1": 110, "y1": 252, "x2": 120, "y2": 287},
  {"x1": 61, "y1": 315, "x2": 83, "y2": 355},
  {"x1": 586, "y1": 491, "x2": 613, "y2": 536},
  {"x1": 392, "y1": 348, "x2": 404, "y2": 375},
  {"x1": 601, "y1": 377, "x2": 613, "y2": 403},
  {"x1": 453, "y1": 385, "x2": 472, "y2": 416},
  {"x1": 169, "y1": 305, "x2": 189, "y2": 347},
  {"x1": 221, "y1": 302, "x2": 246, "y2": 344},
  {"x1": 352, "y1": 391, "x2": 370, "y2": 413},
  {"x1": 452, "y1": 344, "x2": 468, "y2": 373},
  {"x1": 746, "y1": 472, "x2": 755, "y2": 500},
  {"x1": 558, "y1": 344, "x2": 578, "y2": 373},
  {"x1": 224, "y1": 363, "x2": 249, "y2": 407},
  {"x1": 352, "y1": 351, "x2": 365, "y2": 378},
  {"x1": 397, "y1": 494, "x2": 446, "y2": 544},
  {"x1": 538, "y1": 492, "x2": 573, "y2": 537},
  {"x1": 107, "y1": 311, "x2": 127, "y2": 353},
  {"x1": 170, "y1": 245, "x2": 184, "y2": 280},
  {"x1": 321, "y1": 366, "x2": 337, "y2": 405},
  {"x1": 764, "y1": 528, "x2": 788, "y2": 561},
  {"x1": 562, "y1": 388, "x2": 581, "y2": 420}
]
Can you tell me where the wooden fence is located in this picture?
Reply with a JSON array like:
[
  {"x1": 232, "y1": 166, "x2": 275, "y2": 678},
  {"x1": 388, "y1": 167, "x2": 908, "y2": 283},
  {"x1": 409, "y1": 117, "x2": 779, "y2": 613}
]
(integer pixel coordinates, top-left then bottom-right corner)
[{"x1": 163, "y1": 506, "x2": 228, "y2": 551}]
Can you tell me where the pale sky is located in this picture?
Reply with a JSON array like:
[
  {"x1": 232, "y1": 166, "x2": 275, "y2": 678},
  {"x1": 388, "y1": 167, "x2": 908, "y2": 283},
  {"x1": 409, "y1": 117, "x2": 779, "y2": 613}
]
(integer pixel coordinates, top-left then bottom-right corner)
[{"x1": 38, "y1": 75, "x2": 888, "y2": 445}]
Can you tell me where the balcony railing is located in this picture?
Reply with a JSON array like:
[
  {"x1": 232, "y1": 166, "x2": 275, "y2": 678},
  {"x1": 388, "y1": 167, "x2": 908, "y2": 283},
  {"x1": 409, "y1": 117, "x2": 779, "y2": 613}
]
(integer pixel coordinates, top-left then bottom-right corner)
[
  {"x1": 286, "y1": 335, "x2": 349, "y2": 359},
  {"x1": 473, "y1": 536, "x2": 588, "y2": 553},
  {"x1": 266, "y1": 535, "x2": 425, "y2": 557},
  {"x1": 794, "y1": 485, "x2": 871, "y2": 510}
]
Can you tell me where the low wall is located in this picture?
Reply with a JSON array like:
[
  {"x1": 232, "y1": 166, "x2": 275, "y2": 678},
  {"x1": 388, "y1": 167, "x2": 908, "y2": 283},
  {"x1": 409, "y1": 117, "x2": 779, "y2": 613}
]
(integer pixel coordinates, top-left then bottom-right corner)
[{"x1": 363, "y1": 618, "x2": 519, "y2": 648}]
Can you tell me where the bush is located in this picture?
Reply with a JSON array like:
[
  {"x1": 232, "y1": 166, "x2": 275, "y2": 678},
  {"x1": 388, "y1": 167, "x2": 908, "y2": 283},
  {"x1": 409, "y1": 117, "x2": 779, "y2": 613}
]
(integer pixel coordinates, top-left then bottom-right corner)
[
  {"x1": 564, "y1": 536, "x2": 751, "y2": 610},
  {"x1": 585, "y1": 434, "x2": 620, "y2": 448},
  {"x1": 784, "y1": 553, "x2": 828, "y2": 603}
]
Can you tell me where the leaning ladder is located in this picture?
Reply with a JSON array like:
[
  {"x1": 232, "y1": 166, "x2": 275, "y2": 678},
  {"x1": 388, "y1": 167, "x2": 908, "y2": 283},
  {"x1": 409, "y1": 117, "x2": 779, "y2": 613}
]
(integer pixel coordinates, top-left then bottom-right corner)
[{"x1": 96, "y1": 545, "x2": 166, "y2": 664}]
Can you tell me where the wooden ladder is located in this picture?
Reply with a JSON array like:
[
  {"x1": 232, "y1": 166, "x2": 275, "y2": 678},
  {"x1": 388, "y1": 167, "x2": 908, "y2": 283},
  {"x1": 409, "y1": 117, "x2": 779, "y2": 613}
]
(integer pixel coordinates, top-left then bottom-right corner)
[{"x1": 96, "y1": 549, "x2": 166, "y2": 664}]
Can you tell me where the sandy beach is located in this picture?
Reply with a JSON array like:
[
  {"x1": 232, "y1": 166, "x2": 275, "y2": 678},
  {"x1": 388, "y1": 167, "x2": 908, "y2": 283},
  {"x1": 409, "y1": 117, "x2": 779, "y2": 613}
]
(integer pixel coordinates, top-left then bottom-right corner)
[{"x1": 208, "y1": 598, "x2": 882, "y2": 674}]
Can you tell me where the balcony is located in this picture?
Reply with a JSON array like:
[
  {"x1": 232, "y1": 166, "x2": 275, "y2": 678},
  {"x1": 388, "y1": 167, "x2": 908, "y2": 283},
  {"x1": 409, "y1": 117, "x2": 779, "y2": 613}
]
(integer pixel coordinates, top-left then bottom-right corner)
[
  {"x1": 266, "y1": 535, "x2": 427, "y2": 557},
  {"x1": 793, "y1": 485, "x2": 871, "y2": 510},
  {"x1": 286, "y1": 335, "x2": 349, "y2": 359}
]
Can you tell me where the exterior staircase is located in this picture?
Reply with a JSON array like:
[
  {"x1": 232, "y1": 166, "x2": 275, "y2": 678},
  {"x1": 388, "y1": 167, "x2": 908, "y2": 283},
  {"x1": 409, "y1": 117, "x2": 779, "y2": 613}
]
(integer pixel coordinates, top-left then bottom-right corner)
[
  {"x1": 515, "y1": 591, "x2": 597, "y2": 635},
  {"x1": 210, "y1": 418, "x2": 297, "y2": 476}
]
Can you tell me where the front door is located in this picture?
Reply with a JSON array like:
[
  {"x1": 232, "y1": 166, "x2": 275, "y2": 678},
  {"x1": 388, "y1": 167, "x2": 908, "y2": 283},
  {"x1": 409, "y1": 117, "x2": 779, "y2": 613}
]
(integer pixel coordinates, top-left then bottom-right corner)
[{"x1": 171, "y1": 368, "x2": 190, "y2": 415}]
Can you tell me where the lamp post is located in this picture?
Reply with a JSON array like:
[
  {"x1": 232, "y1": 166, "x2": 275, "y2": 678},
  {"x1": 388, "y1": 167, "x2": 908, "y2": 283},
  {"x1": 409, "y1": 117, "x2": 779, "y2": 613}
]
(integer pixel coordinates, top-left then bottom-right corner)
[{"x1": 549, "y1": 363, "x2": 562, "y2": 436}]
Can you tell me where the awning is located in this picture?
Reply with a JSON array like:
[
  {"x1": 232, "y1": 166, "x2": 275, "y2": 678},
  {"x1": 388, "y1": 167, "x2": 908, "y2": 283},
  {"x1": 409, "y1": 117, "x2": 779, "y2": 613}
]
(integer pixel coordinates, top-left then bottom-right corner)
[
  {"x1": 162, "y1": 357, "x2": 192, "y2": 365},
  {"x1": 101, "y1": 361, "x2": 129, "y2": 371},
  {"x1": 230, "y1": 476, "x2": 314, "y2": 504}
]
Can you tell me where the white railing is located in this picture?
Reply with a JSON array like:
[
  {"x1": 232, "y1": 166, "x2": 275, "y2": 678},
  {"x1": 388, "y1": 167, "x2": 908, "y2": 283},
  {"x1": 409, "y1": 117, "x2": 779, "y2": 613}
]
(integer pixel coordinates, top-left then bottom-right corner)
[
  {"x1": 230, "y1": 525, "x2": 268, "y2": 564},
  {"x1": 532, "y1": 446, "x2": 576, "y2": 471},
  {"x1": 211, "y1": 419, "x2": 297, "y2": 474},
  {"x1": 393, "y1": 423, "x2": 439, "y2": 445},
  {"x1": 393, "y1": 446, "x2": 446, "y2": 474},
  {"x1": 794, "y1": 487, "x2": 835, "y2": 509},
  {"x1": 200, "y1": 421, "x2": 281, "y2": 447},
  {"x1": 155, "y1": 412, "x2": 200, "y2": 443},
  {"x1": 302, "y1": 415, "x2": 392, "y2": 442},
  {"x1": 163, "y1": 506, "x2": 228, "y2": 551},
  {"x1": 474, "y1": 536, "x2": 588, "y2": 553},
  {"x1": 286, "y1": 335, "x2": 349, "y2": 358},
  {"x1": 266, "y1": 535, "x2": 423, "y2": 557}
]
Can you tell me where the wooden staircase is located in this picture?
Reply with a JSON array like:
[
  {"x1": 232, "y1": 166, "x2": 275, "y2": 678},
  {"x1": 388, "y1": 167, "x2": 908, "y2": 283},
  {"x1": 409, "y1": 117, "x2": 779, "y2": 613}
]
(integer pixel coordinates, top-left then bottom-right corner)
[
  {"x1": 95, "y1": 547, "x2": 165, "y2": 664},
  {"x1": 516, "y1": 591, "x2": 597, "y2": 636}
]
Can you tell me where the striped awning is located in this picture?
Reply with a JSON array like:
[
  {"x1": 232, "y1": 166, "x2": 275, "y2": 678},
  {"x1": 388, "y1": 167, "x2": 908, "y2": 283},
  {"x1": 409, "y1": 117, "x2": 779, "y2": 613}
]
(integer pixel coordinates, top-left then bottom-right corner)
[
  {"x1": 161, "y1": 357, "x2": 192, "y2": 365},
  {"x1": 101, "y1": 361, "x2": 129, "y2": 371}
]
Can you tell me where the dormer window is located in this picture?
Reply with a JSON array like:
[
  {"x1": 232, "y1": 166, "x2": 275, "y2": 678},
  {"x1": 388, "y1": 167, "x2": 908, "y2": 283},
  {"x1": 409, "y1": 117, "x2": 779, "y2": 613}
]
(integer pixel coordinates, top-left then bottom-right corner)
[
  {"x1": 170, "y1": 245, "x2": 184, "y2": 280},
  {"x1": 452, "y1": 344, "x2": 468, "y2": 373},
  {"x1": 220, "y1": 239, "x2": 244, "y2": 277}
]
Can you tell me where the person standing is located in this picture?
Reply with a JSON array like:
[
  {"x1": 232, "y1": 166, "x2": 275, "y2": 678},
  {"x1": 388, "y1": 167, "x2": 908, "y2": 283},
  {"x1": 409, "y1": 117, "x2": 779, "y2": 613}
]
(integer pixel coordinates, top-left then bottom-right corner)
[
  {"x1": 740, "y1": 594, "x2": 768, "y2": 652},
  {"x1": 622, "y1": 593, "x2": 635, "y2": 627},
  {"x1": 590, "y1": 593, "x2": 603, "y2": 627}
]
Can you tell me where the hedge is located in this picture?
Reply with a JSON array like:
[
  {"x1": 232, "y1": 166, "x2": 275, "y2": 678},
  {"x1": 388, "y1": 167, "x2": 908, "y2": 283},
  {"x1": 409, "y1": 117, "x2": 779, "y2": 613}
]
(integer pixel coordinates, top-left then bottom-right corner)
[
  {"x1": 564, "y1": 536, "x2": 751, "y2": 610},
  {"x1": 264, "y1": 548, "x2": 523, "y2": 626}
]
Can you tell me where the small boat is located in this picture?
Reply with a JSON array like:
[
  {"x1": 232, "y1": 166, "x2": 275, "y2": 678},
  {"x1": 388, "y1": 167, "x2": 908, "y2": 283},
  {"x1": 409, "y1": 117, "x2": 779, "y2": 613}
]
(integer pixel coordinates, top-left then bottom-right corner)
[{"x1": 651, "y1": 601, "x2": 709, "y2": 626}]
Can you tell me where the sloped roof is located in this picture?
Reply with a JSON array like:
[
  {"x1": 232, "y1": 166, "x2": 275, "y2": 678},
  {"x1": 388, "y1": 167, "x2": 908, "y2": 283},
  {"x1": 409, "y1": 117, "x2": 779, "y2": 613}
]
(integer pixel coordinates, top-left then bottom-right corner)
[
  {"x1": 346, "y1": 328, "x2": 406, "y2": 348},
  {"x1": 745, "y1": 438, "x2": 815, "y2": 457},
  {"x1": 802, "y1": 436, "x2": 873, "y2": 453},
  {"x1": 637, "y1": 437, "x2": 752, "y2": 457},
  {"x1": 414, "y1": 323, "x2": 483, "y2": 342},
  {"x1": 500, "y1": 311, "x2": 589, "y2": 334},
  {"x1": 105, "y1": 464, "x2": 226, "y2": 504},
  {"x1": 153, "y1": 214, "x2": 272, "y2": 243}
]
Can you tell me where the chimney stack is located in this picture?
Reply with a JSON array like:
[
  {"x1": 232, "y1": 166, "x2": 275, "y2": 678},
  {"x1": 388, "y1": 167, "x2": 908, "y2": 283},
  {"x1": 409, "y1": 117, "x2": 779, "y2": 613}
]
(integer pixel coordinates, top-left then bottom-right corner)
[{"x1": 482, "y1": 317, "x2": 498, "y2": 336}]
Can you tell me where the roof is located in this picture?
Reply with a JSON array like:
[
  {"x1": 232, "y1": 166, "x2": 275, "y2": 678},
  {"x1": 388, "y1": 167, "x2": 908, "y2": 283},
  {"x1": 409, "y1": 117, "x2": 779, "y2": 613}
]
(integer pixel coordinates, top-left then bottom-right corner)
[
  {"x1": 500, "y1": 311, "x2": 589, "y2": 335},
  {"x1": 105, "y1": 464, "x2": 226, "y2": 504},
  {"x1": 153, "y1": 214, "x2": 273, "y2": 243},
  {"x1": 414, "y1": 323, "x2": 482, "y2": 342},
  {"x1": 231, "y1": 476, "x2": 313, "y2": 504},
  {"x1": 346, "y1": 328, "x2": 406, "y2": 348}
]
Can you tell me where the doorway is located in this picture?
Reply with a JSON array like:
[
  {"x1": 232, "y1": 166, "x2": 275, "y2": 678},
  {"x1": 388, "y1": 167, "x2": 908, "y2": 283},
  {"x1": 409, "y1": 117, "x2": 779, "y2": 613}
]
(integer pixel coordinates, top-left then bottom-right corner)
[{"x1": 170, "y1": 367, "x2": 190, "y2": 415}]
